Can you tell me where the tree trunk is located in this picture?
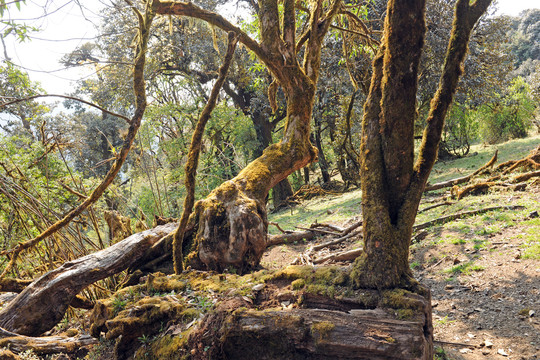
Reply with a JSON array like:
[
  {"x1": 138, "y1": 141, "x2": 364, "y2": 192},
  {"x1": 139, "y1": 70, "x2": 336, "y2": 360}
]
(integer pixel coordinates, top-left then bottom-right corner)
[
  {"x1": 314, "y1": 121, "x2": 331, "y2": 184},
  {"x1": 182, "y1": 88, "x2": 317, "y2": 273},
  {"x1": 352, "y1": 0, "x2": 493, "y2": 289},
  {"x1": 251, "y1": 109, "x2": 294, "y2": 208}
]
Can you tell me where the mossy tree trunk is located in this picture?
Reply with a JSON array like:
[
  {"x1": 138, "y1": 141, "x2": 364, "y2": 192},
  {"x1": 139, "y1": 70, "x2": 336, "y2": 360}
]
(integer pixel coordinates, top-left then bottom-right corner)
[
  {"x1": 154, "y1": 0, "x2": 341, "y2": 272},
  {"x1": 351, "y1": 0, "x2": 493, "y2": 289}
]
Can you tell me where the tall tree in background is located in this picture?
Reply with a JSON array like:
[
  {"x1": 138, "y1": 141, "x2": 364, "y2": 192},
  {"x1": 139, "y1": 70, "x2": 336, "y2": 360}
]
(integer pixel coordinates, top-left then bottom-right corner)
[{"x1": 351, "y1": 0, "x2": 493, "y2": 288}]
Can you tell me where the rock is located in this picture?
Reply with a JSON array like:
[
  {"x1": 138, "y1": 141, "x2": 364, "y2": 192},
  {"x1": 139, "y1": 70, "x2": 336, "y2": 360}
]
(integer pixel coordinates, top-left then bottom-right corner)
[
  {"x1": 497, "y1": 349, "x2": 509, "y2": 356},
  {"x1": 528, "y1": 211, "x2": 539, "y2": 219},
  {"x1": 483, "y1": 339, "x2": 493, "y2": 348},
  {"x1": 530, "y1": 310, "x2": 535, "y2": 317}
]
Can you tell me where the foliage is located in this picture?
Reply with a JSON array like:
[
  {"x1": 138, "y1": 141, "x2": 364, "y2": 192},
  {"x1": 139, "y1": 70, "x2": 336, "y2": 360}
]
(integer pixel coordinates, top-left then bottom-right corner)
[
  {"x1": 477, "y1": 77, "x2": 536, "y2": 144},
  {"x1": 440, "y1": 103, "x2": 479, "y2": 158}
]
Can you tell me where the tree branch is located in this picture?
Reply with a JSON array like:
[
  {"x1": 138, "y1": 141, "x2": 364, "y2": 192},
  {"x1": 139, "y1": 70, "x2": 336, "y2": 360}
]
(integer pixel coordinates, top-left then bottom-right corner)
[{"x1": 0, "y1": 94, "x2": 131, "y2": 124}]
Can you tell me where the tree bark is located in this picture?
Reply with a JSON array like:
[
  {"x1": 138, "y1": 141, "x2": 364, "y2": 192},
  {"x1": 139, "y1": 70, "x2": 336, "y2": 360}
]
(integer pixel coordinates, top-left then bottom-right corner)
[
  {"x1": 351, "y1": 0, "x2": 493, "y2": 289},
  {"x1": 0, "y1": 223, "x2": 176, "y2": 336}
]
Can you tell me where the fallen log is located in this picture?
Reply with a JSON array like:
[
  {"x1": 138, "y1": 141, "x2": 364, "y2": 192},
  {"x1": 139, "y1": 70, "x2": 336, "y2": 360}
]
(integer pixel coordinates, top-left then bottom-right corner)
[
  {"x1": 188, "y1": 303, "x2": 433, "y2": 359},
  {"x1": 0, "y1": 223, "x2": 177, "y2": 336},
  {"x1": 0, "y1": 327, "x2": 97, "y2": 355},
  {"x1": 413, "y1": 205, "x2": 525, "y2": 231}
]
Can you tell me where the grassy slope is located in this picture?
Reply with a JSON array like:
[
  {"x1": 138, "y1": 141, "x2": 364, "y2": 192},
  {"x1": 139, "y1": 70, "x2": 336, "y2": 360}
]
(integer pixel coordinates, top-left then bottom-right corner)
[{"x1": 268, "y1": 134, "x2": 540, "y2": 243}]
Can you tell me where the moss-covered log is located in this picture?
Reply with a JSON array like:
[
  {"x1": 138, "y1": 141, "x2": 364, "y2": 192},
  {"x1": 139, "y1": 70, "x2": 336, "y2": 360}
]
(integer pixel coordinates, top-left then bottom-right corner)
[{"x1": 88, "y1": 268, "x2": 433, "y2": 360}]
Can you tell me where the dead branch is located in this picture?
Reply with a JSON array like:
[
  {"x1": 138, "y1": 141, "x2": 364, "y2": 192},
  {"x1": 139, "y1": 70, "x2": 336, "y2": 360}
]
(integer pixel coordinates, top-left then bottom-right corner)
[
  {"x1": 418, "y1": 201, "x2": 454, "y2": 213},
  {"x1": 455, "y1": 181, "x2": 495, "y2": 200},
  {"x1": 512, "y1": 170, "x2": 540, "y2": 183},
  {"x1": 267, "y1": 230, "x2": 315, "y2": 247},
  {"x1": 424, "y1": 150, "x2": 498, "y2": 192},
  {"x1": 0, "y1": 223, "x2": 177, "y2": 336},
  {"x1": 413, "y1": 205, "x2": 525, "y2": 231},
  {"x1": 311, "y1": 230, "x2": 362, "y2": 251},
  {"x1": 295, "y1": 226, "x2": 341, "y2": 236},
  {"x1": 313, "y1": 248, "x2": 363, "y2": 264},
  {"x1": 341, "y1": 219, "x2": 363, "y2": 235},
  {"x1": 269, "y1": 221, "x2": 289, "y2": 234},
  {"x1": 0, "y1": 327, "x2": 97, "y2": 355}
]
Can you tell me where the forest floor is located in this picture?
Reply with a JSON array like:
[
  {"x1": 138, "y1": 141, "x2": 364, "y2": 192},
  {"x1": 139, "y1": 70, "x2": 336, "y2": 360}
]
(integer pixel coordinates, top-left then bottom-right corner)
[{"x1": 264, "y1": 135, "x2": 540, "y2": 360}]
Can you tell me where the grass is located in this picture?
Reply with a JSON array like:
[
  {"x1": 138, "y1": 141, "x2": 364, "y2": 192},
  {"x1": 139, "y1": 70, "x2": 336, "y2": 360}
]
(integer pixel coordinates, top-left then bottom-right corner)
[
  {"x1": 268, "y1": 135, "x2": 539, "y2": 247},
  {"x1": 515, "y1": 218, "x2": 540, "y2": 259},
  {"x1": 428, "y1": 134, "x2": 540, "y2": 184},
  {"x1": 443, "y1": 261, "x2": 485, "y2": 276}
]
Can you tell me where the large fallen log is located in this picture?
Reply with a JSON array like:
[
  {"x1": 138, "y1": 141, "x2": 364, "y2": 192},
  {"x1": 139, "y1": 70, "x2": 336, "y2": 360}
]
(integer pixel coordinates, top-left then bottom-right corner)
[
  {"x1": 0, "y1": 223, "x2": 177, "y2": 336},
  {"x1": 0, "y1": 327, "x2": 97, "y2": 355}
]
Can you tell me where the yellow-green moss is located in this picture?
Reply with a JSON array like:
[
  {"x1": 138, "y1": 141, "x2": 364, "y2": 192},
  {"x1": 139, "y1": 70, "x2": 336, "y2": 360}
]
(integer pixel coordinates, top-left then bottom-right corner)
[
  {"x1": 291, "y1": 278, "x2": 305, "y2": 290},
  {"x1": 311, "y1": 321, "x2": 335, "y2": 341},
  {"x1": 134, "y1": 332, "x2": 191, "y2": 360},
  {"x1": 380, "y1": 288, "x2": 425, "y2": 320}
]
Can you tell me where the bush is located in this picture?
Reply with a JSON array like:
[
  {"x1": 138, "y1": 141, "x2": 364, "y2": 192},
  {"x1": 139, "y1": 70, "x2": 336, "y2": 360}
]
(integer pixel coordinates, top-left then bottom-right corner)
[{"x1": 478, "y1": 77, "x2": 536, "y2": 144}]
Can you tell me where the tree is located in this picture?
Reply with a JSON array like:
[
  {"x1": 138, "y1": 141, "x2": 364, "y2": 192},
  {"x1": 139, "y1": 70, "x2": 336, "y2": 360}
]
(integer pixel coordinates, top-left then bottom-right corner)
[
  {"x1": 153, "y1": 0, "x2": 343, "y2": 273},
  {"x1": 351, "y1": 0, "x2": 493, "y2": 289}
]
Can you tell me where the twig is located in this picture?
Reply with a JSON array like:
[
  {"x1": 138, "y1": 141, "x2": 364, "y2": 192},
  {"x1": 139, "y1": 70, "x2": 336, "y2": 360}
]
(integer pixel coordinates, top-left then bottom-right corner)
[
  {"x1": 269, "y1": 221, "x2": 289, "y2": 234},
  {"x1": 295, "y1": 226, "x2": 341, "y2": 236}
]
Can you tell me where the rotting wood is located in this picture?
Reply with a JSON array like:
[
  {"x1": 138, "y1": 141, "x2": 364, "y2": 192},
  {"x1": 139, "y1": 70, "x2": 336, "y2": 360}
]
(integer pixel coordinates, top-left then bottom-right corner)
[
  {"x1": 0, "y1": 327, "x2": 97, "y2": 355},
  {"x1": 413, "y1": 205, "x2": 525, "y2": 231},
  {"x1": 189, "y1": 305, "x2": 433, "y2": 360},
  {"x1": 0, "y1": 223, "x2": 177, "y2": 336}
]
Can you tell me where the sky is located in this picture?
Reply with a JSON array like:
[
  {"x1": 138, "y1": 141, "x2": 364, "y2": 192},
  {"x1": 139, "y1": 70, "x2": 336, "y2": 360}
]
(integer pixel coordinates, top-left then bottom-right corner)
[{"x1": 1, "y1": 0, "x2": 539, "y2": 97}]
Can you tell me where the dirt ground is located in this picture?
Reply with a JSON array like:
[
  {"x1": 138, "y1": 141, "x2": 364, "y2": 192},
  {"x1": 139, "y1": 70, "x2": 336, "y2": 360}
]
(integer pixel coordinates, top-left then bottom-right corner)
[{"x1": 261, "y1": 192, "x2": 540, "y2": 360}]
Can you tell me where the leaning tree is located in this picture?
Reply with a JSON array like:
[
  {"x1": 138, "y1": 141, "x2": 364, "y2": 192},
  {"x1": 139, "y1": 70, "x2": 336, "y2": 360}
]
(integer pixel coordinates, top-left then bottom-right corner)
[{"x1": 153, "y1": 0, "x2": 345, "y2": 273}]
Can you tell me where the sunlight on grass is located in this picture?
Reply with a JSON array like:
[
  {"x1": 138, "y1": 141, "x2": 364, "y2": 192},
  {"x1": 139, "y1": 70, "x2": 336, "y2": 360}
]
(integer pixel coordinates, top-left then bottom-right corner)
[{"x1": 428, "y1": 134, "x2": 540, "y2": 184}]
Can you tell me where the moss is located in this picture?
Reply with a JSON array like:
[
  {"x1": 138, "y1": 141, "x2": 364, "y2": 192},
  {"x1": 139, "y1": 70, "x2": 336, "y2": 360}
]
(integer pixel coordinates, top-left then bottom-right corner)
[
  {"x1": 291, "y1": 278, "x2": 305, "y2": 290},
  {"x1": 134, "y1": 332, "x2": 191, "y2": 360},
  {"x1": 380, "y1": 288, "x2": 426, "y2": 321},
  {"x1": 311, "y1": 321, "x2": 335, "y2": 341}
]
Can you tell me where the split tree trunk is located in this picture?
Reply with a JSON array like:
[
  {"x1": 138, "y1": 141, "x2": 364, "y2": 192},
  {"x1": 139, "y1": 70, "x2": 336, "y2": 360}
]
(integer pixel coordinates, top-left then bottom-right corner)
[
  {"x1": 352, "y1": 0, "x2": 494, "y2": 289},
  {"x1": 154, "y1": 0, "x2": 340, "y2": 272},
  {"x1": 181, "y1": 88, "x2": 317, "y2": 272}
]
